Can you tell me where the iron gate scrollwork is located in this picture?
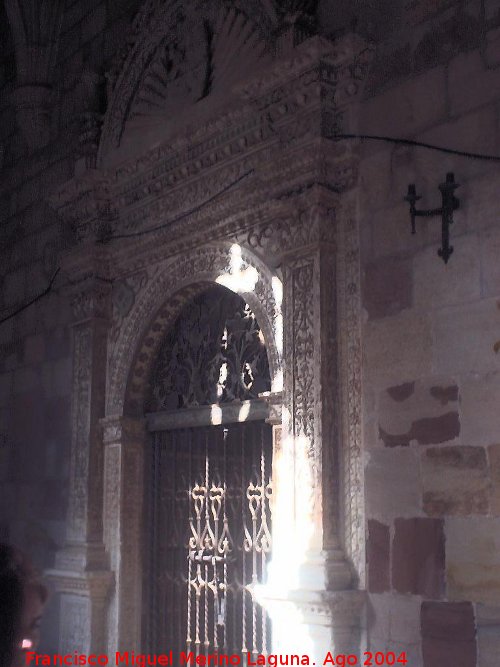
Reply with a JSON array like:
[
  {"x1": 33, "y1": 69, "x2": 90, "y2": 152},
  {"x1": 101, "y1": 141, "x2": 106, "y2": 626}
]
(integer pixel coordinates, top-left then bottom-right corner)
[
  {"x1": 148, "y1": 422, "x2": 272, "y2": 660},
  {"x1": 145, "y1": 286, "x2": 273, "y2": 662}
]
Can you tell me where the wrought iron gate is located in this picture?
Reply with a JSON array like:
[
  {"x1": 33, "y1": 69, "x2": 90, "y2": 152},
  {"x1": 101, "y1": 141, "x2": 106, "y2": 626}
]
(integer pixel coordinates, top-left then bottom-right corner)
[{"x1": 146, "y1": 419, "x2": 272, "y2": 660}]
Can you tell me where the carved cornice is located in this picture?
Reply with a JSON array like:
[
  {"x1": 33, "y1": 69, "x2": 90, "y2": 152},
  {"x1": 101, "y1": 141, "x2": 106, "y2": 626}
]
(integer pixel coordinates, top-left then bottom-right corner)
[{"x1": 47, "y1": 33, "x2": 372, "y2": 256}]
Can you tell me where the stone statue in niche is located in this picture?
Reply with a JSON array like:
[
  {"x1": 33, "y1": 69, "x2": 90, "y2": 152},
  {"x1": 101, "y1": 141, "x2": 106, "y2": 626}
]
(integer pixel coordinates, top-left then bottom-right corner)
[{"x1": 146, "y1": 285, "x2": 271, "y2": 412}]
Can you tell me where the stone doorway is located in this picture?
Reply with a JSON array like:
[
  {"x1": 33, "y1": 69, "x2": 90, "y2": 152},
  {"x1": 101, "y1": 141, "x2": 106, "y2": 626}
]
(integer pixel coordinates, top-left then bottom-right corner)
[{"x1": 143, "y1": 285, "x2": 274, "y2": 658}]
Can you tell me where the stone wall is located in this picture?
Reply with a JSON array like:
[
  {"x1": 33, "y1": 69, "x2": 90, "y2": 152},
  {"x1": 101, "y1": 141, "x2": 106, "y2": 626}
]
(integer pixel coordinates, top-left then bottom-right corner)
[
  {"x1": 0, "y1": 0, "x2": 500, "y2": 663},
  {"x1": 360, "y1": 2, "x2": 500, "y2": 665},
  {"x1": 0, "y1": 0, "x2": 142, "y2": 651}
]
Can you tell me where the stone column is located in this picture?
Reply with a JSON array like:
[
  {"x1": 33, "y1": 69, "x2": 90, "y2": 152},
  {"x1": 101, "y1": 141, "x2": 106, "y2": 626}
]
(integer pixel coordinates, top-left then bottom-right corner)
[
  {"x1": 46, "y1": 247, "x2": 113, "y2": 652},
  {"x1": 258, "y1": 188, "x2": 366, "y2": 659},
  {"x1": 101, "y1": 416, "x2": 146, "y2": 654}
]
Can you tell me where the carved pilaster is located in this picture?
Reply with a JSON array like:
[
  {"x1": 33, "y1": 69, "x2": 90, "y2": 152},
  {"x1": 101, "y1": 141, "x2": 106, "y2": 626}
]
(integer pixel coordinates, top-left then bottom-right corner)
[
  {"x1": 46, "y1": 247, "x2": 113, "y2": 652},
  {"x1": 5, "y1": 0, "x2": 64, "y2": 149},
  {"x1": 257, "y1": 186, "x2": 366, "y2": 660},
  {"x1": 102, "y1": 415, "x2": 146, "y2": 653}
]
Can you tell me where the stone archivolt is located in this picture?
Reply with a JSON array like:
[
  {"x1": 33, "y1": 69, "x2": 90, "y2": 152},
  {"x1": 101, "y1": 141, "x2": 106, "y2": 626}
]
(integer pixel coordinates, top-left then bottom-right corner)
[{"x1": 47, "y1": 4, "x2": 372, "y2": 655}]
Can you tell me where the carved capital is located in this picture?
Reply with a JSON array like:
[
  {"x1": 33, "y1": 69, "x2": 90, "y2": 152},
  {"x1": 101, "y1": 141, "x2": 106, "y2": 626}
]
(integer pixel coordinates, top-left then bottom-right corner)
[
  {"x1": 47, "y1": 170, "x2": 114, "y2": 242},
  {"x1": 101, "y1": 415, "x2": 146, "y2": 446},
  {"x1": 5, "y1": 0, "x2": 64, "y2": 149},
  {"x1": 247, "y1": 185, "x2": 340, "y2": 262},
  {"x1": 61, "y1": 247, "x2": 113, "y2": 324},
  {"x1": 69, "y1": 280, "x2": 113, "y2": 323}
]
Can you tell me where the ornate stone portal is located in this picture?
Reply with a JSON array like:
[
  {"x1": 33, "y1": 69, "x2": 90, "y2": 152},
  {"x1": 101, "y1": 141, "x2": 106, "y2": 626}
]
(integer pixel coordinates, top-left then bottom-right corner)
[{"x1": 47, "y1": 1, "x2": 372, "y2": 659}]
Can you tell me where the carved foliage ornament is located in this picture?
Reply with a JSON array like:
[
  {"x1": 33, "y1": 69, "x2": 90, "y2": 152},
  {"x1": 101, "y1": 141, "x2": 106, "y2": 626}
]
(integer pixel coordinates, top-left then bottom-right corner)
[{"x1": 147, "y1": 285, "x2": 271, "y2": 411}]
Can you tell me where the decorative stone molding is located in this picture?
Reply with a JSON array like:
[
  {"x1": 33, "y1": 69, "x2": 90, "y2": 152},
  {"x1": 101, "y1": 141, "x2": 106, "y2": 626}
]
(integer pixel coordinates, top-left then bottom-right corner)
[
  {"x1": 5, "y1": 0, "x2": 64, "y2": 150},
  {"x1": 107, "y1": 242, "x2": 282, "y2": 416},
  {"x1": 47, "y1": 246, "x2": 114, "y2": 652},
  {"x1": 46, "y1": 21, "x2": 373, "y2": 656},
  {"x1": 101, "y1": 416, "x2": 146, "y2": 653}
]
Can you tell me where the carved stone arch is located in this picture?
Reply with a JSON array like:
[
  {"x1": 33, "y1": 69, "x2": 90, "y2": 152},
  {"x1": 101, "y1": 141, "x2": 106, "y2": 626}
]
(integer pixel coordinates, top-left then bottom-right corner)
[
  {"x1": 102, "y1": 242, "x2": 281, "y2": 651},
  {"x1": 107, "y1": 242, "x2": 282, "y2": 418}
]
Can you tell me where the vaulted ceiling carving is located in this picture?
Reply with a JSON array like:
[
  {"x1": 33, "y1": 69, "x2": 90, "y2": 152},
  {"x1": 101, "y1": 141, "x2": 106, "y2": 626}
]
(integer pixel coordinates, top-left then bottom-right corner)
[{"x1": 98, "y1": 0, "x2": 320, "y2": 161}]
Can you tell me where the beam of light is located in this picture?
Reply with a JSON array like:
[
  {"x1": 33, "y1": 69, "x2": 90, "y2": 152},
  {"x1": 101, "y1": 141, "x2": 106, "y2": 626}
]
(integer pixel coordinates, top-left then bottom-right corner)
[
  {"x1": 237, "y1": 401, "x2": 251, "y2": 422},
  {"x1": 216, "y1": 244, "x2": 259, "y2": 293},
  {"x1": 210, "y1": 404, "x2": 222, "y2": 425},
  {"x1": 253, "y1": 406, "x2": 325, "y2": 657}
]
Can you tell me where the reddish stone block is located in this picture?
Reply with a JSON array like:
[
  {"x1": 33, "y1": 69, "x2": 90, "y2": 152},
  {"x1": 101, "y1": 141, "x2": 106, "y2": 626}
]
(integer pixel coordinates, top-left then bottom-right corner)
[
  {"x1": 367, "y1": 519, "x2": 390, "y2": 593},
  {"x1": 380, "y1": 411, "x2": 460, "y2": 447},
  {"x1": 421, "y1": 601, "x2": 476, "y2": 667},
  {"x1": 392, "y1": 518, "x2": 445, "y2": 598},
  {"x1": 387, "y1": 381, "x2": 415, "y2": 402}
]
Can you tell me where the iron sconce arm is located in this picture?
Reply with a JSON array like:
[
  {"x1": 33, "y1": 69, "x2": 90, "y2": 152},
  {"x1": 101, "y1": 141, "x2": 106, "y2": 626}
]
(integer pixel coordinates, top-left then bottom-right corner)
[{"x1": 404, "y1": 172, "x2": 460, "y2": 264}]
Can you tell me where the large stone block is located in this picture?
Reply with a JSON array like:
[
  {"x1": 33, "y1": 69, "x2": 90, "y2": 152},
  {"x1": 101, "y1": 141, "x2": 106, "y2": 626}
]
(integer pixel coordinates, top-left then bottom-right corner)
[
  {"x1": 480, "y1": 227, "x2": 500, "y2": 297},
  {"x1": 3, "y1": 268, "x2": 26, "y2": 308},
  {"x1": 488, "y1": 444, "x2": 500, "y2": 516},
  {"x1": 476, "y1": 604, "x2": 500, "y2": 667},
  {"x1": 366, "y1": 593, "x2": 391, "y2": 646},
  {"x1": 360, "y1": 66, "x2": 447, "y2": 138},
  {"x1": 460, "y1": 371, "x2": 500, "y2": 447},
  {"x1": 422, "y1": 445, "x2": 489, "y2": 516},
  {"x1": 386, "y1": 642, "x2": 423, "y2": 667},
  {"x1": 413, "y1": 233, "x2": 481, "y2": 310},
  {"x1": 388, "y1": 594, "x2": 422, "y2": 645},
  {"x1": 0, "y1": 373, "x2": 12, "y2": 407},
  {"x1": 449, "y1": 48, "x2": 500, "y2": 116},
  {"x1": 365, "y1": 448, "x2": 422, "y2": 520},
  {"x1": 363, "y1": 256, "x2": 412, "y2": 320},
  {"x1": 370, "y1": 200, "x2": 419, "y2": 258},
  {"x1": 364, "y1": 312, "x2": 433, "y2": 390},
  {"x1": 446, "y1": 517, "x2": 500, "y2": 604},
  {"x1": 416, "y1": 105, "x2": 498, "y2": 184},
  {"x1": 485, "y1": 26, "x2": 500, "y2": 67},
  {"x1": 367, "y1": 594, "x2": 423, "y2": 663},
  {"x1": 358, "y1": 147, "x2": 392, "y2": 214},
  {"x1": 52, "y1": 357, "x2": 72, "y2": 397},
  {"x1": 367, "y1": 520, "x2": 390, "y2": 593},
  {"x1": 392, "y1": 518, "x2": 445, "y2": 598},
  {"x1": 13, "y1": 367, "x2": 39, "y2": 395},
  {"x1": 462, "y1": 170, "x2": 500, "y2": 235},
  {"x1": 378, "y1": 377, "x2": 460, "y2": 447},
  {"x1": 24, "y1": 334, "x2": 46, "y2": 365},
  {"x1": 431, "y1": 298, "x2": 500, "y2": 376},
  {"x1": 421, "y1": 601, "x2": 476, "y2": 667}
]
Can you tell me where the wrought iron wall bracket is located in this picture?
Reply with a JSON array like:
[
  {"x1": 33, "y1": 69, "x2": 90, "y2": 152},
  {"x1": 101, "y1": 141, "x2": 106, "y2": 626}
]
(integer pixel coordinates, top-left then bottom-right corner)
[{"x1": 404, "y1": 172, "x2": 460, "y2": 264}]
